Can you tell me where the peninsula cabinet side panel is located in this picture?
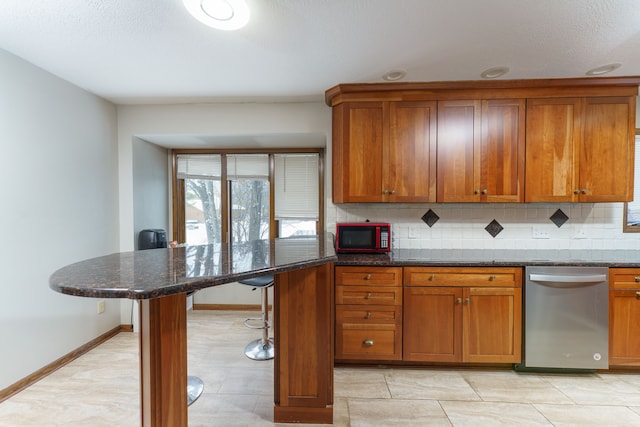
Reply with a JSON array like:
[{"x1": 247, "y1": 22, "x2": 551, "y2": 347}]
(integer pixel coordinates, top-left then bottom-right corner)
[{"x1": 274, "y1": 263, "x2": 334, "y2": 424}]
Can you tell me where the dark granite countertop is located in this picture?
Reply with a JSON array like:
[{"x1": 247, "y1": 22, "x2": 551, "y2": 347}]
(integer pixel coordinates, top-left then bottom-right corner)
[
  {"x1": 336, "y1": 249, "x2": 640, "y2": 267},
  {"x1": 50, "y1": 234, "x2": 337, "y2": 299}
]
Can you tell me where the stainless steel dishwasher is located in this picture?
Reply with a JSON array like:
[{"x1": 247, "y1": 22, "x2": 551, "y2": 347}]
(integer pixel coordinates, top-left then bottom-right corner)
[{"x1": 521, "y1": 266, "x2": 608, "y2": 371}]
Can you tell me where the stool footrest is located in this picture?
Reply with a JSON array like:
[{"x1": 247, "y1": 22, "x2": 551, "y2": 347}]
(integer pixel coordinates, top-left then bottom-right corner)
[{"x1": 243, "y1": 318, "x2": 271, "y2": 329}]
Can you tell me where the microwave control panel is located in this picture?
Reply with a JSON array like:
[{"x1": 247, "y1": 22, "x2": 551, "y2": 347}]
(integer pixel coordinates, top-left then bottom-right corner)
[{"x1": 380, "y1": 227, "x2": 389, "y2": 248}]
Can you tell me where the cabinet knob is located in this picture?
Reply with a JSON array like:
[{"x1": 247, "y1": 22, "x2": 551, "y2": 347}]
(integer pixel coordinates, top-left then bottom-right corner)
[
  {"x1": 363, "y1": 339, "x2": 374, "y2": 347},
  {"x1": 581, "y1": 189, "x2": 588, "y2": 194},
  {"x1": 634, "y1": 276, "x2": 640, "y2": 282},
  {"x1": 365, "y1": 292, "x2": 373, "y2": 299},
  {"x1": 573, "y1": 189, "x2": 580, "y2": 194},
  {"x1": 389, "y1": 189, "x2": 396, "y2": 195},
  {"x1": 365, "y1": 274, "x2": 372, "y2": 280},
  {"x1": 456, "y1": 297, "x2": 462, "y2": 304},
  {"x1": 465, "y1": 297, "x2": 471, "y2": 304},
  {"x1": 430, "y1": 274, "x2": 436, "y2": 280},
  {"x1": 365, "y1": 311, "x2": 372, "y2": 319},
  {"x1": 636, "y1": 291, "x2": 640, "y2": 298},
  {"x1": 474, "y1": 189, "x2": 479, "y2": 195},
  {"x1": 489, "y1": 275, "x2": 496, "y2": 281},
  {"x1": 481, "y1": 189, "x2": 488, "y2": 195}
]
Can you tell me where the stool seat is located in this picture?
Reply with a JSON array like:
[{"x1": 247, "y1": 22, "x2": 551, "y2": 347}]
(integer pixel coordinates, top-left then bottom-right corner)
[
  {"x1": 239, "y1": 275, "x2": 275, "y2": 360},
  {"x1": 239, "y1": 275, "x2": 274, "y2": 288}
]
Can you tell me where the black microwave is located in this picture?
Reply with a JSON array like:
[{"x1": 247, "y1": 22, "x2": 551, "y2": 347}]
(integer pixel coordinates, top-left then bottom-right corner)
[{"x1": 335, "y1": 223, "x2": 391, "y2": 254}]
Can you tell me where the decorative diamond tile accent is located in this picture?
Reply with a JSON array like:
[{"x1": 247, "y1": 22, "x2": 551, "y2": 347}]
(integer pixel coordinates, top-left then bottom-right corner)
[
  {"x1": 550, "y1": 209, "x2": 569, "y2": 228},
  {"x1": 421, "y1": 209, "x2": 440, "y2": 227},
  {"x1": 485, "y1": 219, "x2": 504, "y2": 238}
]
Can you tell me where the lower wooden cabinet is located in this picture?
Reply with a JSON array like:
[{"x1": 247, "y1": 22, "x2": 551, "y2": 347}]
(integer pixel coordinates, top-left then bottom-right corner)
[
  {"x1": 609, "y1": 268, "x2": 640, "y2": 367},
  {"x1": 403, "y1": 267, "x2": 522, "y2": 364},
  {"x1": 335, "y1": 266, "x2": 403, "y2": 361}
]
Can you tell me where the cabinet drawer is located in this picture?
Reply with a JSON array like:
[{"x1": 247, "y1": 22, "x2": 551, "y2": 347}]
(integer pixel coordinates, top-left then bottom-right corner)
[
  {"x1": 610, "y1": 268, "x2": 640, "y2": 289},
  {"x1": 336, "y1": 285, "x2": 402, "y2": 305},
  {"x1": 404, "y1": 267, "x2": 522, "y2": 288},
  {"x1": 336, "y1": 323, "x2": 401, "y2": 360},
  {"x1": 337, "y1": 305, "x2": 402, "y2": 324},
  {"x1": 335, "y1": 266, "x2": 402, "y2": 287}
]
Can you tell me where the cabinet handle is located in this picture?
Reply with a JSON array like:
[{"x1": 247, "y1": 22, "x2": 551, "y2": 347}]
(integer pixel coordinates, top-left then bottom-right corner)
[
  {"x1": 465, "y1": 298, "x2": 470, "y2": 304},
  {"x1": 363, "y1": 339, "x2": 374, "y2": 347},
  {"x1": 389, "y1": 189, "x2": 396, "y2": 194},
  {"x1": 489, "y1": 275, "x2": 496, "y2": 281},
  {"x1": 365, "y1": 292, "x2": 373, "y2": 299},
  {"x1": 634, "y1": 276, "x2": 640, "y2": 282},
  {"x1": 382, "y1": 189, "x2": 388, "y2": 195},
  {"x1": 481, "y1": 189, "x2": 488, "y2": 195},
  {"x1": 365, "y1": 274, "x2": 372, "y2": 280},
  {"x1": 581, "y1": 189, "x2": 588, "y2": 194},
  {"x1": 636, "y1": 291, "x2": 640, "y2": 298},
  {"x1": 474, "y1": 189, "x2": 479, "y2": 195},
  {"x1": 365, "y1": 311, "x2": 372, "y2": 319},
  {"x1": 573, "y1": 189, "x2": 580, "y2": 194},
  {"x1": 456, "y1": 298, "x2": 462, "y2": 304},
  {"x1": 430, "y1": 274, "x2": 436, "y2": 280}
]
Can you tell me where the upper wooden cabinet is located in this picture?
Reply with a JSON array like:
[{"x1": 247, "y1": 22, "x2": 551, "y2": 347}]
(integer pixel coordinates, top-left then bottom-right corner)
[
  {"x1": 525, "y1": 96, "x2": 635, "y2": 202},
  {"x1": 326, "y1": 78, "x2": 640, "y2": 204},
  {"x1": 437, "y1": 99, "x2": 525, "y2": 202},
  {"x1": 332, "y1": 100, "x2": 437, "y2": 203}
]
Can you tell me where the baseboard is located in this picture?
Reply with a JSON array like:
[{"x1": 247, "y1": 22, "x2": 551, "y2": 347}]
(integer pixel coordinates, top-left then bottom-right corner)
[
  {"x1": 0, "y1": 325, "x2": 131, "y2": 403},
  {"x1": 193, "y1": 304, "x2": 267, "y2": 311}
]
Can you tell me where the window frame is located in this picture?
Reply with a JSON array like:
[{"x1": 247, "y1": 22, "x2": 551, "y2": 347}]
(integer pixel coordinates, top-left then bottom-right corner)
[
  {"x1": 171, "y1": 148, "x2": 324, "y2": 244},
  {"x1": 623, "y1": 129, "x2": 640, "y2": 233}
]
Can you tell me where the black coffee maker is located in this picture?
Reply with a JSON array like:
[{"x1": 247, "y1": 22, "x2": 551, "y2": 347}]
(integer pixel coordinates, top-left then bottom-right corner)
[{"x1": 138, "y1": 229, "x2": 167, "y2": 250}]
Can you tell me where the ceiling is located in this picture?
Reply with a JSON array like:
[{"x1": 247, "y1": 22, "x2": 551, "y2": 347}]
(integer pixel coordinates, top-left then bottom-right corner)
[{"x1": 2, "y1": 0, "x2": 639, "y2": 106}]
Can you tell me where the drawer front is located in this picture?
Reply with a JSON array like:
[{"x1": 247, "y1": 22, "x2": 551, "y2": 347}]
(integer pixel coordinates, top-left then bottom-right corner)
[
  {"x1": 404, "y1": 267, "x2": 522, "y2": 288},
  {"x1": 336, "y1": 285, "x2": 402, "y2": 305},
  {"x1": 337, "y1": 305, "x2": 402, "y2": 324},
  {"x1": 335, "y1": 266, "x2": 402, "y2": 287},
  {"x1": 336, "y1": 324, "x2": 401, "y2": 360},
  {"x1": 610, "y1": 268, "x2": 640, "y2": 289}
]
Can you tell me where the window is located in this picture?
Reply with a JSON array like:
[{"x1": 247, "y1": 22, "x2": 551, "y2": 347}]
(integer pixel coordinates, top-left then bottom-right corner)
[
  {"x1": 624, "y1": 131, "x2": 640, "y2": 232},
  {"x1": 173, "y1": 150, "x2": 322, "y2": 244}
]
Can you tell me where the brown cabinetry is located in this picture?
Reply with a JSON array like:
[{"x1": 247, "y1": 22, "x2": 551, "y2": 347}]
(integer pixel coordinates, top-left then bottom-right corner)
[
  {"x1": 609, "y1": 268, "x2": 640, "y2": 367},
  {"x1": 437, "y1": 99, "x2": 525, "y2": 202},
  {"x1": 525, "y1": 96, "x2": 635, "y2": 202},
  {"x1": 403, "y1": 267, "x2": 522, "y2": 363},
  {"x1": 332, "y1": 101, "x2": 437, "y2": 203},
  {"x1": 335, "y1": 266, "x2": 403, "y2": 360}
]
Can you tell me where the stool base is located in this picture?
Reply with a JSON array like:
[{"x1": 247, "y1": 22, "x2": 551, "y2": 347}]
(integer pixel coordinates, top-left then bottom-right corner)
[
  {"x1": 244, "y1": 337, "x2": 274, "y2": 360},
  {"x1": 187, "y1": 375, "x2": 204, "y2": 406}
]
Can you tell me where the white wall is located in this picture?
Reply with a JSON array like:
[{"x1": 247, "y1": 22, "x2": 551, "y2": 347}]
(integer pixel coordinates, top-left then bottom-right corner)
[{"x1": 0, "y1": 49, "x2": 120, "y2": 390}]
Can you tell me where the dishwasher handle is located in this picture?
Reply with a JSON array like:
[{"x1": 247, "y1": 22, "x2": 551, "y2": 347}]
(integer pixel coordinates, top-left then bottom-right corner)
[{"x1": 529, "y1": 273, "x2": 607, "y2": 283}]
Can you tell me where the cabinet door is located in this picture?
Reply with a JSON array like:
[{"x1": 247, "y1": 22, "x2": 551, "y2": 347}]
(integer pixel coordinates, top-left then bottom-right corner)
[
  {"x1": 437, "y1": 100, "x2": 481, "y2": 202},
  {"x1": 463, "y1": 287, "x2": 522, "y2": 363},
  {"x1": 525, "y1": 98, "x2": 582, "y2": 202},
  {"x1": 388, "y1": 101, "x2": 437, "y2": 202},
  {"x1": 609, "y1": 289, "x2": 640, "y2": 366},
  {"x1": 580, "y1": 97, "x2": 634, "y2": 202},
  {"x1": 332, "y1": 102, "x2": 387, "y2": 202},
  {"x1": 480, "y1": 99, "x2": 525, "y2": 202},
  {"x1": 403, "y1": 287, "x2": 463, "y2": 362}
]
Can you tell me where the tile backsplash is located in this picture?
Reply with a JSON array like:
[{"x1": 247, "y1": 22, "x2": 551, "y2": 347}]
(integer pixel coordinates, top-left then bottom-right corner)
[{"x1": 328, "y1": 202, "x2": 637, "y2": 251}]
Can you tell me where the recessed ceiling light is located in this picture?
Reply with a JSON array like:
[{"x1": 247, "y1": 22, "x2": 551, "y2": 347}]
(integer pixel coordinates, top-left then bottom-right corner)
[
  {"x1": 183, "y1": 0, "x2": 250, "y2": 31},
  {"x1": 382, "y1": 70, "x2": 407, "y2": 81},
  {"x1": 586, "y1": 63, "x2": 621, "y2": 76},
  {"x1": 480, "y1": 66, "x2": 510, "y2": 79}
]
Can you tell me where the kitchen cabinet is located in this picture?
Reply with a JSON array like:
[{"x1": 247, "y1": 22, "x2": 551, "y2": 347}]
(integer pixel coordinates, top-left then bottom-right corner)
[
  {"x1": 436, "y1": 99, "x2": 525, "y2": 202},
  {"x1": 609, "y1": 268, "x2": 640, "y2": 367},
  {"x1": 525, "y1": 96, "x2": 635, "y2": 202},
  {"x1": 335, "y1": 266, "x2": 403, "y2": 361},
  {"x1": 403, "y1": 267, "x2": 522, "y2": 363},
  {"x1": 332, "y1": 100, "x2": 437, "y2": 203}
]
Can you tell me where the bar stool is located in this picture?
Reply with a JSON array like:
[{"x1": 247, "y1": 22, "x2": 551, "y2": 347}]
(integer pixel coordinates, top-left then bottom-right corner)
[{"x1": 238, "y1": 275, "x2": 275, "y2": 360}]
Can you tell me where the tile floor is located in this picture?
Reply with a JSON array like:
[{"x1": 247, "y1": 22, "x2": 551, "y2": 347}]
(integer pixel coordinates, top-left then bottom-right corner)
[{"x1": 1, "y1": 310, "x2": 640, "y2": 426}]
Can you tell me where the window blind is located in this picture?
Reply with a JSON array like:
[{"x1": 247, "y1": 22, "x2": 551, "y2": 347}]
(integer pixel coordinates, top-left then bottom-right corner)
[
  {"x1": 275, "y1": 153, "x2": 319, "y2": 220},
  {"x1": 227, "y1": 154, "x2": 269, "y2": 179},
  {"x1": 176, "y1": 154, "x2": 221, "y2": 179}
]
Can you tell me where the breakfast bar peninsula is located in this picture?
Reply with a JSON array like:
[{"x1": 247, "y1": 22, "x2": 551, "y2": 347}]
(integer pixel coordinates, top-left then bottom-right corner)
[{"x1": 50, "y1": 234, "x2": 337, "y2": 426}]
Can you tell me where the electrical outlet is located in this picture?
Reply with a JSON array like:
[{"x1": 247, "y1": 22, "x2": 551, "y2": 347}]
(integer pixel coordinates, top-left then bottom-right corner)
[
  {"x1": 97, "y1": 300, "x2": 105, "y2": 314},
  {"x1": 531, "y1": 227, "x2": 550, "y2": 239}
]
